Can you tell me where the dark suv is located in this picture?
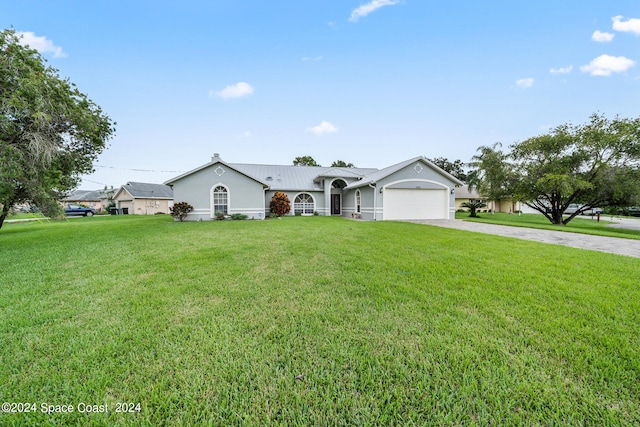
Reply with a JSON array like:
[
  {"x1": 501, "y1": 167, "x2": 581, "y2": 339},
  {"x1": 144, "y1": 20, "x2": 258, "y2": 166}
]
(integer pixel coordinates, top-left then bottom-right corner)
[{"x1": 64, "y1": 203, "x2": 96, "y2": 216}]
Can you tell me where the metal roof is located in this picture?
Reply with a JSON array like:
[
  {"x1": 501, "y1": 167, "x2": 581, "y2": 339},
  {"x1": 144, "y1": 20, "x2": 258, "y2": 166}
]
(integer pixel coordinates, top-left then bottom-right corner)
[
  {"x1": 231, "y1": 163, "x2": 378, "y2": 191},
  {"x1": 345, "y1": 156, "x2": 465, "y2": 189},
  {"x1": 164, "y1": 155, "x2": 462, "y2": 192}
]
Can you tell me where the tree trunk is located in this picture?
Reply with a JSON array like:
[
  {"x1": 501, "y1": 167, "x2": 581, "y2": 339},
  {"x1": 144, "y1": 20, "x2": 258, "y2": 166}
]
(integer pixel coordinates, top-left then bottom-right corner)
[
  {"x1": 0, "y1": 203, "x2": 10, "y2": 230},
  {"x1": 551, "y1": 210, "x2": 565, "y2": 225}
]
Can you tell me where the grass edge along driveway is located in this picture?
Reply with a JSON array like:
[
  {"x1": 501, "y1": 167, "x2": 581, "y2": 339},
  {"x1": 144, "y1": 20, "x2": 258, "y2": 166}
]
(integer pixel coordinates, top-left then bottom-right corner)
[
  {"x1": 456, "y1": 211, "x2": 640, "y2": 240},
  {"x1": 1, "y1": 215, "x2": 639, "y2": 426}
]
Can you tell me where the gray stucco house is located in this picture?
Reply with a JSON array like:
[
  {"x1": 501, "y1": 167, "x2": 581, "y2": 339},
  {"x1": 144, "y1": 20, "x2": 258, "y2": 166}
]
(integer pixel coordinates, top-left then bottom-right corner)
[{"x1": 164, "y1": 154, "x2": 463, "y2": 221}]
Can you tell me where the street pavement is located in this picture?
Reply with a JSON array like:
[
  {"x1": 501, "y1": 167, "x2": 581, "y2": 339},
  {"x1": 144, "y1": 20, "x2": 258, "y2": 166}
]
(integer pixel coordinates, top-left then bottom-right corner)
[{"x1": 411, "y1": 218, "x2": 640, "y2": 258}]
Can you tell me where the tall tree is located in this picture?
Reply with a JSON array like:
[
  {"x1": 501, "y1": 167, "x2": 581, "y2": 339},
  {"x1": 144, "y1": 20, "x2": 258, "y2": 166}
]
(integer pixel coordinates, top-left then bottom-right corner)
[
  {"x1": 510, "y1": 113, "x2": 640, "y2": 225},
  {"x1": 0, "y1": 29, "x2": 115, "y2": 229},
  {"x1": 331, "y1": 160, "x2": 355, "y2": 168},
  {"x1": 427, "y1": 157, "x2": 467, "y2": 182},
  {"x1": 292, "y1": 156, "x2": 320, "y2": 166},
  {"x1": 466, "y1": 143, "x2": 513, "y2": 214}
]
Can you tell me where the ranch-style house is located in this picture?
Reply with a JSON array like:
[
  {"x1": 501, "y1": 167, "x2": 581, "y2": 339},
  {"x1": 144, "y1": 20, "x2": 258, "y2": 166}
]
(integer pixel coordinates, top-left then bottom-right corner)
[{"x1": 164, "y1": 154, "x2": 464, "y2": 221}]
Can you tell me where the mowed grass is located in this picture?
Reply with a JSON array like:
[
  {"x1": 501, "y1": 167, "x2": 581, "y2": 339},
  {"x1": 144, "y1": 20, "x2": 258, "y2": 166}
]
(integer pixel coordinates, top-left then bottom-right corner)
[
  {"x1": 456, "y1": 211, "x2": 640, "y2": 240},
  {"x1": 1, "y1": 215, "x2": 639, "y2": 426}
]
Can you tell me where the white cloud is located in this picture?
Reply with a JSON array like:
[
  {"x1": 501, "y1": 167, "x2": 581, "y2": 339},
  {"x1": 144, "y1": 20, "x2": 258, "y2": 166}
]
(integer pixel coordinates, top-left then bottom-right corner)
[
  {"x1": 308, "y1": 120, "x2": 338, "y2": 135},
  {"x1": 237, "y1": 131, "x2": 251, "y2": 139},
  {"x1": 516, "y1": 78, "x2": 534, "y2": 88},
  {"x1": 550, "y1": 65, "x2": 573, "y2": 75},
  {"x1": 580, "y1": 54, "x2": 635, "y2": 76},
  {"x1": 16, "y1": 31, "x2": 66, "y2": 58},
  {"x1": 592, "y1": 30, "x2": 614, "y2": 42},
  {"x1": 212, "y1": 82, "x2": 254, "y2": 99},
  {"x1": 349, "y1": 0, "x2": 400, "y2": 23},
  {"x1": 612, "y1": 15, "x2": 640, "y2": 35}
]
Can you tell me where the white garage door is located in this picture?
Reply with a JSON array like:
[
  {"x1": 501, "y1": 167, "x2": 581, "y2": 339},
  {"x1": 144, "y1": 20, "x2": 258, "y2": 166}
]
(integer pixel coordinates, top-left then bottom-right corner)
[{"x1": 383, "y1": 188, "x2": 447, "y2": 220}]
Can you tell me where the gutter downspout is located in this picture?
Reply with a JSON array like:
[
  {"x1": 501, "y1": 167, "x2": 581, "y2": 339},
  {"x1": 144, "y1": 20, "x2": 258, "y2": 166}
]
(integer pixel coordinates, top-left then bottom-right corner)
[{"x1": 369, "y1": 182, "x2": 377, "y2": 220}]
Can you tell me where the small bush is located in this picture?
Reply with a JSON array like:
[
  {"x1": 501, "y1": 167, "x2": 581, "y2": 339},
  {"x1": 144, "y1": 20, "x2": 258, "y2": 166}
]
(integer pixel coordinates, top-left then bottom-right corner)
[
  {"x1": 270, "y1": 192, "x2": 291, "y2": 217},
  {"x1": 170, "y1": 202, "x2": 194, "y2": 221},
  {"x1": 215, "y1": 211, "x2": 226, "y2": 220},
  {"x1": 230, "y1": 213, "x2": 248, "y2": 220}
]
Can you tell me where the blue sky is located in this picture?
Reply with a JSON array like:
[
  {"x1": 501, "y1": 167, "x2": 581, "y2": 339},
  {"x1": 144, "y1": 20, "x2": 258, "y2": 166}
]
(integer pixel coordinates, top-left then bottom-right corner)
[{"x1": 4, "y1": 1, "x2": 640, "y2": 188}]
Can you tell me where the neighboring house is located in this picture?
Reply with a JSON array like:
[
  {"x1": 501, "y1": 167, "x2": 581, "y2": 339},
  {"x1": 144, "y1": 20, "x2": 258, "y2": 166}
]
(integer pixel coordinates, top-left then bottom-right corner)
[
  {"x1": 455, "y1": 185, "x2": 522, "y2": 213},
  {"x1": 164, "y1": 154, "x2": 464, "y2": 221},
  {"x1": 454, "y1": 185, "x2": 484, "y2": 211},
  {"x1": 65, "y1": 189, "x2": 114, "y2": 213},
  {"x1": 113, "y1": 182, "x2": 174, "y2": 215}
]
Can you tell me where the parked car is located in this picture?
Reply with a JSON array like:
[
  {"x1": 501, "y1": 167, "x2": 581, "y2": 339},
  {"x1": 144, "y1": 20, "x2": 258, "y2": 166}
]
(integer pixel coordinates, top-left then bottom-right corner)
[
  {"x1": 618, "y1": 206, "x2": 640, "y2": 217},
  {"x1": 64, "y1": 203, "x2": 95, "y2": 216},
  {"x1": 563, "y1": 204, "x2": 603, "y2": 216}
]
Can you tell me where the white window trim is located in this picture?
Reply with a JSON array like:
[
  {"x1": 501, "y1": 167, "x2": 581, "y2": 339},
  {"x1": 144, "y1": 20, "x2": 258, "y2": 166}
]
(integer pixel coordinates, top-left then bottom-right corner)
[
  {"x1": 293, "y1": 192, "x2": 315, "y2": 216},
  {"x1": 210, "y1": 183, "x2": 230, "y2": 218}
]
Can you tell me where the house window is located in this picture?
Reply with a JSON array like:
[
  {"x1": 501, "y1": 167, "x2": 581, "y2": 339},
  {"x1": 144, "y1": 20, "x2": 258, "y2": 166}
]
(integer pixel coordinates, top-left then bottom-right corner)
[
  {"x1": 213, "y1": 185, "x2": 228, "y2": 214},
  {"x1": 332, "y1": 179, "x2": 347, "y2": 189},
  {"x1": 355, "y1": 190, "x2": 361, "y2": 213},
  {"x1": 294, "y1": 193, "x2": 315, "y2": 215}
]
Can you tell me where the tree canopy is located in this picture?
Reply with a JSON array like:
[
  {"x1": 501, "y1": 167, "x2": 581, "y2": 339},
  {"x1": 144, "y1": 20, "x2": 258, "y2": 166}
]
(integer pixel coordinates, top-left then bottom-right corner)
[
  {"x1": 427, "y1": 157, "x2": 467, "y2": 182},
  {"x1": 0, "y1": 29, "x2": 115, "y2": 229},
  {"x1": 468, "y1": 114, "x2": 640, "y2": 225},
  {"x1": 293, "y1": 156, "x2": 320, "y2": 166},
  {"x1": 330, "y1": 160, "x2": 355, "y2": 168},
  {"x1": 466, "y1": 143, "x2": 513, "y2": 214},
  {"x1": 511, "y1": 113, "x2": 640, "y2": 224}
]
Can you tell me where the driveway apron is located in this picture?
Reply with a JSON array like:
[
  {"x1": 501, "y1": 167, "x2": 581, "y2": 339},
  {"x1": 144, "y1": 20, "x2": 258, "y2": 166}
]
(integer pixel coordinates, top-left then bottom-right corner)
[{"x1": 410, "y1": 220, "x2": 640, "y2": 258}]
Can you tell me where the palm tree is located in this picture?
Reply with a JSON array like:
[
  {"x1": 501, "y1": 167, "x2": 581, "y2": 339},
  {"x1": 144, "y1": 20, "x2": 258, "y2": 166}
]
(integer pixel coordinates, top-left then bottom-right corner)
[{"x1": 461, "y1": 200, "x2": 487, "y2": 217}]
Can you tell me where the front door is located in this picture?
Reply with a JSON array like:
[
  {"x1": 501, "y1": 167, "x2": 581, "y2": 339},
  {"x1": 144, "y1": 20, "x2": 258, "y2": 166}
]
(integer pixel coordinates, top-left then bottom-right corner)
[{"x1": 331, "y1": 194, "x2": 341, "y2": 215}]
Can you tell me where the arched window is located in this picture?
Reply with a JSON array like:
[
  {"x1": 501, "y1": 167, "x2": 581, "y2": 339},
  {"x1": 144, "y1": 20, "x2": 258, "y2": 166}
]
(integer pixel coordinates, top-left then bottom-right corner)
[
  {"x1": 294, "y1": 193, "x2": 315, "y2": 215},
  {"x1": 213, "y1": 185, "x2": 228, "y2": 215},
  {"x1": 355, "y1": 190, "x2": 361, "y2": 214},
  {"x1": 332, "y1": 179, "x2": 347, "y2": 189}
]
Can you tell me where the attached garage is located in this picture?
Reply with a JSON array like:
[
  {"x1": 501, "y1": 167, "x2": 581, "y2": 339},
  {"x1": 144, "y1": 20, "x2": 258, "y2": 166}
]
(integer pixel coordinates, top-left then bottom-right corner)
[{"x1": 383, "y1": 188, "x2": 448, "y2": 220}]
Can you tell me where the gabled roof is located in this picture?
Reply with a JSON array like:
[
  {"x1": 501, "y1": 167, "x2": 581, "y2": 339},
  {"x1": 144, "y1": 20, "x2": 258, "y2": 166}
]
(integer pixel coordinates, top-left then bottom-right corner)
[
  {"x1": 345, "y1": 156, "x2": 464, "y2": 189},
  {"x1": 115, "y1": 182, "x2": 173, "y2": 199},
  {"x1": 164, "y1": 156, "x2": 269, "y2": 187},
  {"x1": 65, "y1": 189, "x2": 111, "y2": 201}
]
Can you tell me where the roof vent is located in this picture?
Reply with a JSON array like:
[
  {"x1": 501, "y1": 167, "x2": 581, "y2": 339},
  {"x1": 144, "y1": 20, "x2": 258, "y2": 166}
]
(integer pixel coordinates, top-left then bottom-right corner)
[{"x1": 212, "y1": 153, "x2": 220, "y2": 161}]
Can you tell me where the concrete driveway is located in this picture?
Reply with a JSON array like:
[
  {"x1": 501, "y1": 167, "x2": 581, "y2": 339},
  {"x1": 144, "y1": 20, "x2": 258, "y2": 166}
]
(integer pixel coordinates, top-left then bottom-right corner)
[
  {"x1": 602, "y1": 216, "x2": 640, "y2": 231},
  {"x1": 411, "y1": 219, "x2": 640, "y2": 258}
]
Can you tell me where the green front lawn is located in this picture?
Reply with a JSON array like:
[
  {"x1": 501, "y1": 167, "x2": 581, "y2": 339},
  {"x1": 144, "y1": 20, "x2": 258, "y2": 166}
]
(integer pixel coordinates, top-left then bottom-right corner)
[
  {"x1": 456, "y1": 211, "x2": 640, "y2": 240},
  {"x1": 5, "y1": 212, "x2": 48, "y2": 220},
  {"x1": 1, "y1": 216, "x2": 638, "y2": 425}
]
